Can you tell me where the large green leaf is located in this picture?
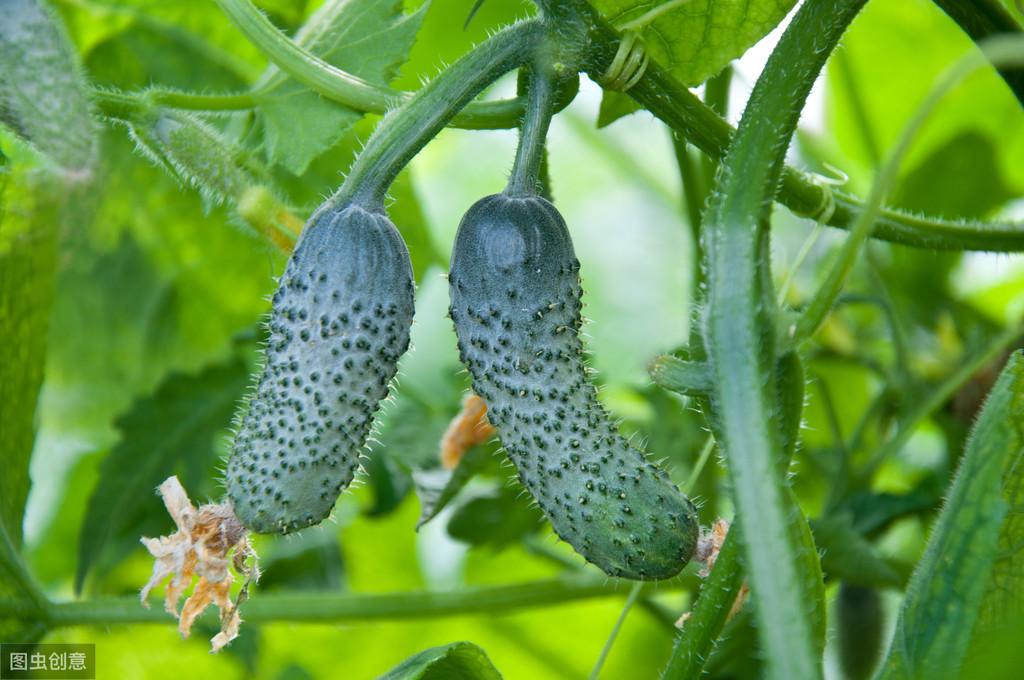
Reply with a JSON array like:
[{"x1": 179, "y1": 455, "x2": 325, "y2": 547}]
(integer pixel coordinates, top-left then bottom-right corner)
[
  {"x1": 254, "y1": 0, "x2": 426, "y2": 174},
  {"x1": 877, "y1": 352, "x2": 1024, "y2": 680},
  {"x1": 592, "y1": 0, "x2": 798, "y2": 125},
  {"x1": 62, "y1": 0, "x2": 264, "y2": 87},
  {"x1": 591, "y1": 0, "x2": 798, "y2": 87},
  {"x1": 0, "y1": 0, "x2": 98, "y2": 172},
  {"x1": 379, "y1": 641, "x2": 502, "y2": 680},
  {"x1": 41, "y1": 131, "x2": 274, "y2": 451},
  {"x1": 75, "y1": 357, "x2": 249, "y2": 592}
]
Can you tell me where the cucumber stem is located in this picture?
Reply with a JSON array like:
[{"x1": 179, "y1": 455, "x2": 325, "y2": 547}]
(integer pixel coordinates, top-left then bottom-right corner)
[
  {"x1": 335, "y1": 20, "x2": 540, "y2": 210},
  {"x1": 507, "y1": 65, "x2": 555, "y2": 198}
]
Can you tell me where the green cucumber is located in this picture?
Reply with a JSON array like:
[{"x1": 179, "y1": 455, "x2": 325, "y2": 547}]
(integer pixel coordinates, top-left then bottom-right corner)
[
  {"x1": 226, "y1": 203, "x2": 414, "y2": 534},
  {"x1": 449, "y1": 193, "x2": 698, "y2": 579}
]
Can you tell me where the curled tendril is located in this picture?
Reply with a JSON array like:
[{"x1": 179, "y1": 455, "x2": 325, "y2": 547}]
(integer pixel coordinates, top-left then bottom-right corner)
[
  {"x1": 601, "y1": 32, "x2": 650, "y2": 92},
  {"x1": 808, "y1": 162, "x2": 849, "y2": 225},
  {"x1": 777, "y1": 164, "x2": 849, "y2": 305}
]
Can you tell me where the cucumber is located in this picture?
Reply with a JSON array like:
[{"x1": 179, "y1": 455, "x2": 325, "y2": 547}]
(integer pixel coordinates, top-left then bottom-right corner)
[
  {"x1": 449, "y1": 193, "x2": 699, "y2": 579},
  {"x1": 226, "y1": 203, "x2": 414, "y2": 534}
]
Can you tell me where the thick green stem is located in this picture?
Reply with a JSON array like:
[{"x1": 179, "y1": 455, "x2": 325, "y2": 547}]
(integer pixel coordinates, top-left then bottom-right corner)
[
  {"x1": 661, "y1": 531, "x2": 743, "y2": 680},
  {"x1": 5, "y1": 574, "x2": 679, "y2": 628},
  {"x1": 214, "y1": 0, "x2": 529, "y2": 130},
  {"x1": 698, "y1": 1, "x2": 866, "y2": 678},
  {"x1": 333, "y1": 20, "x2": 540, "y2": 210},
  {"x1": 507, "y1": 65, "x2": 555, "y2": 197}
]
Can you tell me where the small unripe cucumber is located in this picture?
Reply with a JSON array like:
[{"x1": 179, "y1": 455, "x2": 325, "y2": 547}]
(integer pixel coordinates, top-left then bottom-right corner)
[
  {"x1": 449, "y1": 194, "x2": 699, "y2": 579},
  {"x1": 227, "y1": 203, "x2": 414, "y2": 534}
]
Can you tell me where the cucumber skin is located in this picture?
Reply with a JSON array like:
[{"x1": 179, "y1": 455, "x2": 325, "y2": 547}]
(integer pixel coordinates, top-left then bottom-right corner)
[
  {"x1": 449, "y1": 193, "x2": 699, "y2": 579},
  {"x1": 227, "y1": 203, "x2": 414, "y2": 534}
]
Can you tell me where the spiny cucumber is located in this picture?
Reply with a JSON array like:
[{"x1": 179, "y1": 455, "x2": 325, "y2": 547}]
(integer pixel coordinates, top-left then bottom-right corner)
[
  {"x1": 226, "y1": 203, "x2": 414, "y2": 534},
  {"x1": 448, "y1": 193, "x2": 699, "y2": 579}
]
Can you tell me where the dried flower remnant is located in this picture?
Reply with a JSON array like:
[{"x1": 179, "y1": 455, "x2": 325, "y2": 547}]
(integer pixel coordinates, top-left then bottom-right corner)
[
  {"x1": 440, "y1": 393, "x2": 496, "y2": 469},
  {"x1": 695, "y1": 518, "x2": 730, "y2": 577},
  {"x1": 140, "y1": 476, "x2": 259, "y2": 652},
  {"x1": 676, "y1": 519, "x2": 748, "y2": 628}
]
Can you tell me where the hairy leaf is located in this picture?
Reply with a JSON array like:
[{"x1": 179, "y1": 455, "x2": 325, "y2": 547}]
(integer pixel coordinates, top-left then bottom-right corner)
[{"x1": 877, "y1": 352, "x2": 1024, "y2": 680}]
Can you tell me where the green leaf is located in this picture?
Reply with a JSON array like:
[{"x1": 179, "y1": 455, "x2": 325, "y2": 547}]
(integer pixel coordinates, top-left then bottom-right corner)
[
  {"x1": 255, "y1": 0, "x2": 426, "y2": 174},
  {"x1": 596, "y1": 90, "x2": 640, "y2": 128},
  {"x1": 42, "y1": 132, "x2": 274, "y2": 451},
  {"x1": 877, "y1": 352, "x2": 1024, "y2": 680},
  {"x1": 591, "y1": 0, "x2": 798, "y2": 124},
  {"x1": 258, "y1": 525, "x2": 345, "y2": 591},
  {"x1": 413, "y1": 445, "x2": 493, "y2": 529},
  {"x1": 0, "y1": 0, "x2": 98, "y2": 172},
  {"x1": 0, "y1": 172, "x2": 59, "y2": 547},
  {"x1": 446, "y1": 484, "x2": 543, "y2": 548},
  {"x1": 809, "y1": 514, "x2": 900, "y2": 588},
  {"x1": 75, "y1": 357, "x2": 249, "y2": 592},
  {"x1": 68, "y1": 0, "x2": 262, "y2": 88},
  {"x1": 893, "y1": 131, "x2": 1015, "y2": 219},
  {"x1": 379, "y1": 641, "x2": 502, "y2": 680}
]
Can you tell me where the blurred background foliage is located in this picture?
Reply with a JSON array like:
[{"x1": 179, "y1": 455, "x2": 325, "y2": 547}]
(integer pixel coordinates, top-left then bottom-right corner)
[{"x1": 1, "y1": 0, "x2": 1023, "y2": 677}]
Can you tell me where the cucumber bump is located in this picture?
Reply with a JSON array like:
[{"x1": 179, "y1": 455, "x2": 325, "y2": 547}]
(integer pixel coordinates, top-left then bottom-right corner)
[
  {"x1": 226, "y1": 203, "x2": 414, "y2": 534},
  {"x1": 449, "y1": 193, "x2": 699, "y2": 579}
]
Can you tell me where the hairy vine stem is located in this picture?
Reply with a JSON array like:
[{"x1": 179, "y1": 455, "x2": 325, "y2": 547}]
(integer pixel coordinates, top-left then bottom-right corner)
[
  {"x1": 551, "y1": 3, "x2": 1024, "y2": 252},
  {"x1": 699, "y1": 1, "x2": 867, "y2": 678},
  {"x1": 2, "y1": 574, "x2": 679, "y2": 628},
  {"x1": 507, "y1": 65, "x2": 556, "y2": 197},
  {"x1": 331, "y1": 20, "x2": 541, "y2": 210}
]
